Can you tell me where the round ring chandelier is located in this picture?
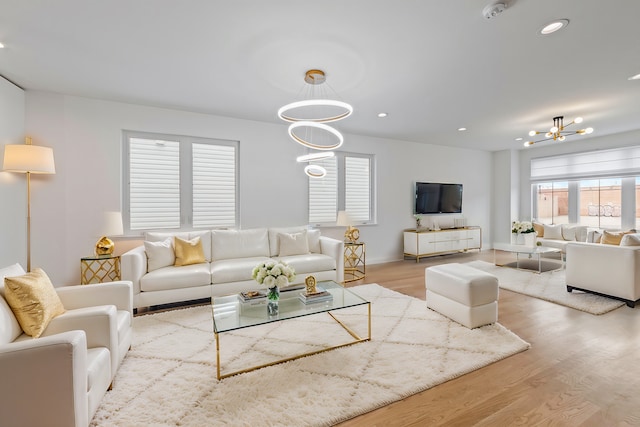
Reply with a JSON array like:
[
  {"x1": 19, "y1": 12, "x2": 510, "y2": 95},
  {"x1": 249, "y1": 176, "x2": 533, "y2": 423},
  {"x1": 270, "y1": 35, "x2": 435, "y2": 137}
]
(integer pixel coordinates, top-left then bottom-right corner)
[
  {"x1": 304, "y1": 164, "x2": 327, "y2": 178},
  {"x1": 277, "y1": 99, "x2": 353, "y2": 123},
  {"x1": 296, "y1": 151, "x2": 336, "y2": 163},
  {"x1": 288, "y1": 121, "x2": 344, "y2": 151}
]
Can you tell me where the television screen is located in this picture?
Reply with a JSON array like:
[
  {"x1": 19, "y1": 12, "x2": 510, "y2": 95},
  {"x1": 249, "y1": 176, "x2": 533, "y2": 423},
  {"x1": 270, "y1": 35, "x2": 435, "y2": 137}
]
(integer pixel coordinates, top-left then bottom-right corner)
[{"x1": 415, "y1": 182, "x2": 463, "y2": 214}]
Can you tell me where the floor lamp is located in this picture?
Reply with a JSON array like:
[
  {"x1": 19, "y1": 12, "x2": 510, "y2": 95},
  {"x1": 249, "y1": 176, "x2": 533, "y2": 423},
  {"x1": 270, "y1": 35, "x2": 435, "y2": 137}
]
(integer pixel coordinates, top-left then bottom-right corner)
[{"x1": 3, "y1": 137, "x2": 56, "y2": 272}]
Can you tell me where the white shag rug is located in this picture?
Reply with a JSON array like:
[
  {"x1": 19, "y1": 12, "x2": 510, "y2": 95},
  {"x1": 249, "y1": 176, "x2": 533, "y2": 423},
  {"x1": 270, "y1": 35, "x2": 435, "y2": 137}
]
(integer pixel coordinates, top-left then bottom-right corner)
[
  {"x1": 91, "y1": 284, "x2": 529, "y2": 427},
  {"x1": 466, "y1": 260, "x2": 625, "y2": 315}
]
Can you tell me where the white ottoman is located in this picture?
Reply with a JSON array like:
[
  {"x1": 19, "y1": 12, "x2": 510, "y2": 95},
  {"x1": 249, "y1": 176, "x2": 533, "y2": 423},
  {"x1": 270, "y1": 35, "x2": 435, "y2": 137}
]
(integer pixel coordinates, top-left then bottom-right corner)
[{"x1": 425, "y1": 263, "x2": 498, "y2": 329}]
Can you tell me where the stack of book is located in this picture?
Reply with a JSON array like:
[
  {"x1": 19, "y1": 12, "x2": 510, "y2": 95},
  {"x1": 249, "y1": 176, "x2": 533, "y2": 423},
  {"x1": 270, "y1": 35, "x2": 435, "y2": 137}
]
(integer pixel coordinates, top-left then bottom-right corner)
[
  {"x1": 298, "y1": 287, "x2": 333, "y2": 304},
  {"x1": 238, "y1": 290, "x2": 266, "y2": 303}
]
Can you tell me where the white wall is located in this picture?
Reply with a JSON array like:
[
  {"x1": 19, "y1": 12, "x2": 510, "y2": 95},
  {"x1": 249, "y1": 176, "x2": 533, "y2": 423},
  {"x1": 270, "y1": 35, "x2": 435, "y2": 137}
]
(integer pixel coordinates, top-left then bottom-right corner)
[
  {"x1": 23, "y1": 91, "x2": 493, "y2": 285},
  {"x1": 0, "y1": 77, "x2": 26, "y2": 268}
]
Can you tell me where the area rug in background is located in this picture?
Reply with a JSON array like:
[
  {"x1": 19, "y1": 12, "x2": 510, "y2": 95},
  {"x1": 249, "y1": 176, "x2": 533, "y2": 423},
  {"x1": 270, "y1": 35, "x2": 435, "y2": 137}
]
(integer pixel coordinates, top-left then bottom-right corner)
[
  {"x1": 466, "y1": 260, "x2": 625, "y2": 315},
  {"x1": 91, "y1": 284, "x2": 529, "y2": 427}
]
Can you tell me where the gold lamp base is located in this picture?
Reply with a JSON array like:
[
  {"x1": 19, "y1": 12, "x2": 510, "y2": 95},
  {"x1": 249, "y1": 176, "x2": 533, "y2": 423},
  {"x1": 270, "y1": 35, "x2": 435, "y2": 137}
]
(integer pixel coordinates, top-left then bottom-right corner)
[
  {"x1": 95, "y1": 236, "x2": 115, "y2": 256},
  {"x1": 344, "y1": 226, "x2": 360, "y2": 243}
]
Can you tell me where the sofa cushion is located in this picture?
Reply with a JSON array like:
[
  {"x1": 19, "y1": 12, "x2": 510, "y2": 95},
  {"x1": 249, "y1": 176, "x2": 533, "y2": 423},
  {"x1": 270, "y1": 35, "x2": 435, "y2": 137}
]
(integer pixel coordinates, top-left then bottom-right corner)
[
  {"x1": 0, "y1": 263, "x2": 25, "y2": 344},
  {"x1": 620, "y1": 233, "x2": 640, "y2": 246},
  {"x1": 532, "y1": 221, "x2": 544, "y2": 237},
  {"x1": 211, "y1": 228, "x2": 270, "y2": 260},
  {"x1": 4, "y1": 268, "x2": 66, "y2": 338},
  {"x1": 174, "y1": 236, "x2": 206, "y2": 266},
  {"x1": 275, "y1": 253, "x2": 337, "y2": 275},
  {"x1": 211, "y1": 256, "x2": 271, "y2": 284},
  {"x1": 144, "y1": 238, "x2": 175, "y2": 272},
  {"x1": 307, "y1": 229, "x2": 321, "y2": 253},
  {"x1": 189, "y1": 231, "x2": 212, "y2": 262},
  {"x1": 601, "y1": 230, "x2": 632, "y2": 245},
  {"x1": 140, "y1": 264, "x2": 211, "y2": 292},
  {"x1": 543, "y1": 224, "x2": 563, "y2": 240},
  {"x1": 278, "y1": 230, "x2": 310, "y2": 256}
]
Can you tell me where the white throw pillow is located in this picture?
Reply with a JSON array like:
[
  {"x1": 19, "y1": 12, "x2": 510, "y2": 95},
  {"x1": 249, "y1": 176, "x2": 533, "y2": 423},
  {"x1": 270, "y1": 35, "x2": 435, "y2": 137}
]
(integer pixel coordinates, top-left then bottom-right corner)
[
  {"x1": 620, "y1": 233, "x2": 640, "y2": 246},
  {"x1": 307, "y1": 229, "x2": 321, "y2": 253},
  {"x1": 543, "y1": 224, "x2": 563, "y2": 240},
  {"x1": 144, "y1": 237, "x2": 175, "y2": 272},
  {"x1": 278, "y1": 230, "x2": 310, "y2": 256},
  {"x1": 561, "y1": 224, "x2": 577, "y2": 241}
]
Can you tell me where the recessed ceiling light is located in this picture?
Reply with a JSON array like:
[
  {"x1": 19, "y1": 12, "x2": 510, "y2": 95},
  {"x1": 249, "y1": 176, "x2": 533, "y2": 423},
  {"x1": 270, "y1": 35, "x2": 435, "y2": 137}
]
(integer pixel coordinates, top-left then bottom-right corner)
[
  {"x1": 377, "y1": 112, "x2": 388, "y2": 118},
  {"x1": 0, "y1": 42, "x2": 4, "y2": 49},
  {"x1": 540, "y1": 19, "x2": 569, "y2": 35},
  {"x1": 628, "y1": 73, "x2": 640, "y2": 81},
  {"x1": 458, "y1": 127, "x2": 467, "y2": 131},
  {"x1": 515, "y1": 137, "x2": 523, "y2": 141}
]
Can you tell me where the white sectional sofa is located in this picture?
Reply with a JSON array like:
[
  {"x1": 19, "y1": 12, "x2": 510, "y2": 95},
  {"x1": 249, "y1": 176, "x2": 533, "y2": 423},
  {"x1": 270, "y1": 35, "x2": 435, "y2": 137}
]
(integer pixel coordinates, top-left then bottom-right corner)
[
  {"x1": 566, "y1": 240, "x2": 640, "y2": 308},
  {"x1": 534, "y1": 223, "x2": 591, "y2": 253},
  {"x1": 121, "y1": 227, "x2": 344, "y2": 310}
]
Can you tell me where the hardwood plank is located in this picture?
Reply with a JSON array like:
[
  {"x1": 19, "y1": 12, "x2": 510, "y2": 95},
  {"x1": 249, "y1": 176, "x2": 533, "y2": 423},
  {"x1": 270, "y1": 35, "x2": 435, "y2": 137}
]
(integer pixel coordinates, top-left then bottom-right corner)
[{"x1": 337, "y1": 249, "x2": 640, "y2": 426}]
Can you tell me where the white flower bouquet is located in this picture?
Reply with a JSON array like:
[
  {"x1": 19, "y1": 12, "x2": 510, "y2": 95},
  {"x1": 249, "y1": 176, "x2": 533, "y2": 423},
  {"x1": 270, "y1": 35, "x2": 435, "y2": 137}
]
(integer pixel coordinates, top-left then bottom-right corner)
[
  {"x1": 251, "y1": 261, "x2": 296, "y2": 300},
  {"x1": 511, "y1": 220, "x2": 535, "y2": 234}
]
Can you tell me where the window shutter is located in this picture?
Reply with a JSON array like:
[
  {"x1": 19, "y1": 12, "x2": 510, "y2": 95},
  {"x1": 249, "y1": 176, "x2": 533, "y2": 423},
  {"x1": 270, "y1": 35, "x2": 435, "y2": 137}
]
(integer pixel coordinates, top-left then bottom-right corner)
[
  {"x1": 345, "y1": 156, "x2": 371, "y2": 222},
  {"x1": 309, "y1": 157, "x2": 338, "y2": 224},
  {"x1": 192, "y1": 143, "x2": 236, "y2": 228},
  {"x1": 129, "y1": 138, "x2": 181, "y2": 230}
]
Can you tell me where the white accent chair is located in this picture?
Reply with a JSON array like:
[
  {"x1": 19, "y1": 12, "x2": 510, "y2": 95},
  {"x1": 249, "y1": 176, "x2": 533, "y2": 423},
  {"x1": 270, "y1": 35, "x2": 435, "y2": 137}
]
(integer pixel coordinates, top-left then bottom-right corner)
[{"x1": 0, "y1": 263, "x2": 133, "y2": 427}]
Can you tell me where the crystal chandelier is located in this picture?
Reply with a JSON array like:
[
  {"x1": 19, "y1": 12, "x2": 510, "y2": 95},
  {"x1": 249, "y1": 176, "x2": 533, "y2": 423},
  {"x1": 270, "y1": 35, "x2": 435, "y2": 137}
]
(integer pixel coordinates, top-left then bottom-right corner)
[{"x1": 524, "y1": 116, "x2": 593, "y2": 147}]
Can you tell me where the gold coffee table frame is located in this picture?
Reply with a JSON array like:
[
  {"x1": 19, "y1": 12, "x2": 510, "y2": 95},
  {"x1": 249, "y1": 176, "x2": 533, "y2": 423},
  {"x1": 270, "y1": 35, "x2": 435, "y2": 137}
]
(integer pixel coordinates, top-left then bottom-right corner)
[{"x1": 212, "y1": 281, "x2": 371, "y2": 380}]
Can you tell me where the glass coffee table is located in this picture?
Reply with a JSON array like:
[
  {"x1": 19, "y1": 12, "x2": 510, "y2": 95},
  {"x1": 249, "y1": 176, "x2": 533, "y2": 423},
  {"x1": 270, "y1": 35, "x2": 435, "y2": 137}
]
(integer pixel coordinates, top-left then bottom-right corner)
[
  {"x1": 494, "y1": 244, "x2": 564, "y2": 273},
  {"x1": 211, "y1": 280, "x2": 371, "y2": 380}
]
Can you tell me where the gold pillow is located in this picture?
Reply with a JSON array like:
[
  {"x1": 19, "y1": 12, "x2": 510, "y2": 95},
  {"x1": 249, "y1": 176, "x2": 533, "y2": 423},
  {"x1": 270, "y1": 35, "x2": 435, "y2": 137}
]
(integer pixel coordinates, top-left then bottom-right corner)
[
  {"x1": 4, "y1": 268, "x2": 66, "y2": 338},
  {"x1": 174, "y1": 236, "x2": 206, "y2": 266},
  {"x1": 532, "y1": 222, "x2": 544, "y2": 237},
  {"x1": 600, "y1": 230, "x2": 632, "y2": 245}
]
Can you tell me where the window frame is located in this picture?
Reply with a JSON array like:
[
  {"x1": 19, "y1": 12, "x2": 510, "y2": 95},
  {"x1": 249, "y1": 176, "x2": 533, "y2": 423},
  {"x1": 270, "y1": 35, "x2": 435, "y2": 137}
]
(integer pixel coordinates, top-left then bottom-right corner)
[{"x1": 122, "y1": 130, "x2": 239, "y2": 233}]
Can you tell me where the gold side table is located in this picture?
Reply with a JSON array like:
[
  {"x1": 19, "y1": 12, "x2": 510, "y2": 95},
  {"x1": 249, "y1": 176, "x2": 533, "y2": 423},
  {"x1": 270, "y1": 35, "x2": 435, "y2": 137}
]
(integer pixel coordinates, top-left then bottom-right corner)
[
  {"x1": 81, "y1": 255, "x2": 121, "y2": 284},
  {"x1": 344, "y1": 242, "x2": 365, "y2": 283}
]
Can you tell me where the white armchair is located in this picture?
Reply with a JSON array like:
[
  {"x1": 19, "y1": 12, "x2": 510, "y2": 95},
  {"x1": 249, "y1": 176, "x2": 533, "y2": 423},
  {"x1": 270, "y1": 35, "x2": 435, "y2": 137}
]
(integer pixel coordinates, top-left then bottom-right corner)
[{"x1": 0, "y1": 263, "x2": 133, "y2": 427}]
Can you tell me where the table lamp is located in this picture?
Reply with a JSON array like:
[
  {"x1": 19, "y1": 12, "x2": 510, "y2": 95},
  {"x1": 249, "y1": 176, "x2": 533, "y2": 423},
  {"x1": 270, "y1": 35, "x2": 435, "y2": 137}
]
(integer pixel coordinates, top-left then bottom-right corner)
[
  {"x1": 95, "y1": 211, "x2": 124, "y2": 255},
  {"x1": 336, "y1": 210, "x2": 359, "y2": 243},
  {"x1": 3, "y1": 137, "x2": 56, "y2": 272}
]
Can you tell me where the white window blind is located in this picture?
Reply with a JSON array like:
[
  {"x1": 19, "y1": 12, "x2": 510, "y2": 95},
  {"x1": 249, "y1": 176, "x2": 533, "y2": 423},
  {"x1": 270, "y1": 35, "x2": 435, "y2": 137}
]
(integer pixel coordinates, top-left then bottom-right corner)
[
  {"x1": 129, "y1": 138, "x2": 181, "y2": 230},
  {"x1": 124, "y1": 131, "x2": 238, "y2": 232},
  {"x1": 192, "y1": 143, "x2": 236, "y2": 228},
  {"x1": 308, "y1": 157, "x2": 338, "y2": 224},
  {"x1": 345, "y1": 156, "x2": 371, "y2": 222},
  {"x1": 308, "y1": 152, "x2": 375, "y2": 226}
]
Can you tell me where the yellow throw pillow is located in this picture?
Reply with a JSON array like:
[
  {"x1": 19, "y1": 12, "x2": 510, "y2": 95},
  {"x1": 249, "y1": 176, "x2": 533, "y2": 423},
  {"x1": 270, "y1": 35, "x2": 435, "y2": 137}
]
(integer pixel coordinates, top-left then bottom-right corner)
[
  {"x1": 174, "y1": 236, "x2": 206, "y2": 266},
  {"x1": 600, "y1": 230, "x2": 632, "y2": 245},
  {"x1": 4, "y1": 268, "x2": 66, "y2": 338},
  {"x1": 532, "y1": 221, "x2": 544, "y2": 238}
]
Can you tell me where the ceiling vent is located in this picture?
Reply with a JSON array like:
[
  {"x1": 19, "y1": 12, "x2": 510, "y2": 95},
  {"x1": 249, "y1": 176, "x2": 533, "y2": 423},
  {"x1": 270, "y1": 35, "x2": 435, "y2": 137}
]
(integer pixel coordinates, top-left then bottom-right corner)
[{"x1": 482, "y1": 2, "x2": 507, "y2": 20}]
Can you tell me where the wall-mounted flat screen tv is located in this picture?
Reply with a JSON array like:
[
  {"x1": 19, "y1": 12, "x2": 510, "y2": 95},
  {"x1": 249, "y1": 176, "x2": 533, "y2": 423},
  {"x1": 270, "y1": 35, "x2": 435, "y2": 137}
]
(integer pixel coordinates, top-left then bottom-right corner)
[{"x1": 414, "y1": 182, "x2": 463, "y2": 214}]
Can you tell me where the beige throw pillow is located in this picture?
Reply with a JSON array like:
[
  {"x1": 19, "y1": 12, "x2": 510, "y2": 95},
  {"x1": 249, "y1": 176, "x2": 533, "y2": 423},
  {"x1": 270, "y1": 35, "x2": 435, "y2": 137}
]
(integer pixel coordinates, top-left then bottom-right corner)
[
  {"x1": 174, "y1": 236, "x2": 206, "y2": 266},
  {"x1": 144, "y1": 237, "x2": 175, "y2": 272},
  {"x1": 278, "y1": 230, "x2": 310, "y2": 256},
  {"x1": 532, "y1": 221, "x2": 544, "y2": 237},
  {"x1": 4, "y1": 268, "x2": 66, "y2": 338},
  {"x1": 601, "y1": 230, "x2": 632, "y2": 245}
]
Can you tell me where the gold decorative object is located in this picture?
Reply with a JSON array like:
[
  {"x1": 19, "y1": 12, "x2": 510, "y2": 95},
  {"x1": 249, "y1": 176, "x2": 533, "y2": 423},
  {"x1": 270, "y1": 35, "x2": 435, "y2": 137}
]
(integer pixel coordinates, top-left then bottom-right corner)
[
  {"x1": 305, "y1": 275, "x2": 317, "y2": 294},
  {"x1": 95, "y1": 236, "x2": 115, "y2": 255},
  {"x1": 344, "y1": 226, "x2": 360, "y2": 243},
  {"x1": 336, "y1": 210, "x2": 359, "y2": 243}
]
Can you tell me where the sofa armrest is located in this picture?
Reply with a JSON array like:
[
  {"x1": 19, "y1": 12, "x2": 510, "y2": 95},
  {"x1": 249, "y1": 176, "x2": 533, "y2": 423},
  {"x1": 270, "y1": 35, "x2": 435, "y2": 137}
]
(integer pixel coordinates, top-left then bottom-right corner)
[
  {"x1": 121, "y1": 245, "x2": 147, "y2": 296},
  {"x1": 43, "y1": 305, "x2": 118, "y2": 352},
  {"x1": 0, "y1": 330, "x2": 88, "y2": 427},
  {"x1": 319, "y1": 236, "x2": 344, "y2": 283},
  {"x1": 566, "y1": 242, "x2": 640, "y2": 301},
  {"x1": 56, "y1": 281, "x2": 133, "y2": 315}
]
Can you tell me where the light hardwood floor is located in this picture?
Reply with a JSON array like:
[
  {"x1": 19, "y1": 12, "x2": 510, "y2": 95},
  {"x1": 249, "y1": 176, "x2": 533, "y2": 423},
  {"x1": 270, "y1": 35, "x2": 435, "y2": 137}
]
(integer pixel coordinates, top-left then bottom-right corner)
[{"x1": 336, "y1": 250, "x2": 640, "y2": 427}]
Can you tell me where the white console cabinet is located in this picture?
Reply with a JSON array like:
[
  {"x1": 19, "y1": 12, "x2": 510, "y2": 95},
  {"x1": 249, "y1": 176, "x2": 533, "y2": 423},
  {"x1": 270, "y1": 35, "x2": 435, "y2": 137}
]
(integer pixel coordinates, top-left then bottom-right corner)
[{"x1": 403, "y1": 227, "x2": 482, "y2": 262}]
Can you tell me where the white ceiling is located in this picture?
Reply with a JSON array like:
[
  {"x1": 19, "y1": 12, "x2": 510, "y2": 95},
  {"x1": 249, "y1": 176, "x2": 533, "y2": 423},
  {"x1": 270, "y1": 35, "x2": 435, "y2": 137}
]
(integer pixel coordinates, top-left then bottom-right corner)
[{"x1": 1, "y1": 0, "x2": 639, "y2": 152}]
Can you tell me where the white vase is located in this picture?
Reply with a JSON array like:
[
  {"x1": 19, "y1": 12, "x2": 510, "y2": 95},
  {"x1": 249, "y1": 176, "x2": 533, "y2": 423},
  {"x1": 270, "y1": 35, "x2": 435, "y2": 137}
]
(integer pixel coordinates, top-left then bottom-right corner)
[
  {"x1": 516, "y1": 233, "x2": 525, "y2": 245},
  {"x1": 523, "y1": 232, "x2": 536, "y2": 247},
  {"x1": 511, "y1": 233, "x2": 518, "y2": 245}
]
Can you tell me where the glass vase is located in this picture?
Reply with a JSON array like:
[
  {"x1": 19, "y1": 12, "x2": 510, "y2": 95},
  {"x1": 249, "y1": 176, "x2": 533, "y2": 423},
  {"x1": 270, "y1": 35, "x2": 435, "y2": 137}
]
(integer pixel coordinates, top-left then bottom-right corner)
[{"x1": 267, "y1": 286, "x2": 280, "y2": 316}]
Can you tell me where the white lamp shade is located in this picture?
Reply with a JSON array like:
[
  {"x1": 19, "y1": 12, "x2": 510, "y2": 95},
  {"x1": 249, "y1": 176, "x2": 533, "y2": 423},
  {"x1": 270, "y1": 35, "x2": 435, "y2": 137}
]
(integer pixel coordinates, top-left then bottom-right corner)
[
  {"x1": 336, "y1": 210, "x2": 354, "y2": 226},
  {"x1": 101, "y1": 211, "x2": 124, "y2": 236},
  {"x1": 3, "y1": 144, "x2": 56, "y2": 174}
]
